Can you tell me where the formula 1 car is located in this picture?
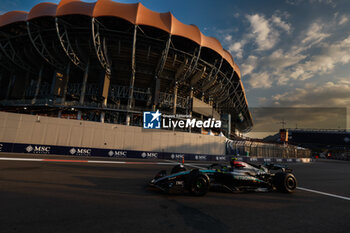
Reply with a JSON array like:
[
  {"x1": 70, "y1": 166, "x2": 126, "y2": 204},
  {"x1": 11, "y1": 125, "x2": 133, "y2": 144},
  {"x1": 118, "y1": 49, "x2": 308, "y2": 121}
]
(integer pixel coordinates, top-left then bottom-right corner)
[{"x1": 148, "y1": 160, "x2": 297, "y2": 196}]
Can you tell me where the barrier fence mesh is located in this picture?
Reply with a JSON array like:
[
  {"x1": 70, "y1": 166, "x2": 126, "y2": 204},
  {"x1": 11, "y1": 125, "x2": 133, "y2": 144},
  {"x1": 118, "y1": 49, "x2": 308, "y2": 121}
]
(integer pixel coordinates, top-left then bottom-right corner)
[{"x1": 226, "y1": 140, "x2": 311, "y2": 158}]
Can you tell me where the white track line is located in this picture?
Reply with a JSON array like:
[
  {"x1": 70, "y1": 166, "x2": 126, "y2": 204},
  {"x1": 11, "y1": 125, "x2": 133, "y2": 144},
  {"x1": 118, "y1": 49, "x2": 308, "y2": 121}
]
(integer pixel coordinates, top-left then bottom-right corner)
[
  {"x1": 297, "y1": 187, "x2": 350, "y2": 201},
  {"x1": 0, "y1": 157, "x2": 43, "y2": 162}
]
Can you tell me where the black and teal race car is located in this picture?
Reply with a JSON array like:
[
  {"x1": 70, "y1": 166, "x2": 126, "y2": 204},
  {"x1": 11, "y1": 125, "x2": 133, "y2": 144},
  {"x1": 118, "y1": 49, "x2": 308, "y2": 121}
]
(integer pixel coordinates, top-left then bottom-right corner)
[{"x1": 148, "y1": 160, "x2": 297, "y2": 196}]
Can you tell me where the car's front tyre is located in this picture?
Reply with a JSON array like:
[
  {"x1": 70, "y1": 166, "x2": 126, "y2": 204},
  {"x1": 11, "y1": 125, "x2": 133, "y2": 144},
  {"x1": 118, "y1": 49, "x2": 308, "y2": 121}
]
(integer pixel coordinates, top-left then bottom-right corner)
[
  {"x1": 187, "y1": 170, "x2": 210, "y2": 196},
  {"x1": 273, "y1": 172, "x2": 297, "y2": 193}
]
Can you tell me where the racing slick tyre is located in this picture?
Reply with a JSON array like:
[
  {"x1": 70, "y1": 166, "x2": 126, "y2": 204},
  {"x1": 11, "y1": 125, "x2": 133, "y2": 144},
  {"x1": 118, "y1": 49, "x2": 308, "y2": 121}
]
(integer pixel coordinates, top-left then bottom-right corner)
[
  {"x1": 171, "y1": 165, "x2": 186, "y2": 174},
  {"x1": 187, "y1": 170, "x2": 210, "y2": 196},
  {"x1": 273, "y1": 172, "x2": 297, "y2": 193}
]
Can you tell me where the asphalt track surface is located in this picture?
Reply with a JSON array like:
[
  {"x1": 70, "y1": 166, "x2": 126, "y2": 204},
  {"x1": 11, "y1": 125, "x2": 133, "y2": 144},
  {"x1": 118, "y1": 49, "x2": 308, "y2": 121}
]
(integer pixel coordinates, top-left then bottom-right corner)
[{"x1": 0, "y1": 153, "x2": 350, "y2": 233}]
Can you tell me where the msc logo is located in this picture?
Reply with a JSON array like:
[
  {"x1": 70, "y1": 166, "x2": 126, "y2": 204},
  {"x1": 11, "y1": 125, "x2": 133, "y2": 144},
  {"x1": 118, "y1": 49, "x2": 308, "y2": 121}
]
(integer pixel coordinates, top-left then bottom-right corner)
[
  {"x1": 108, "y1": 150, "x2": 127, "y2": 158},
  {"x1": 26, "y1": 145, "x2": 50, "y2": 154},
  {"x1": 143, "y1": 110, "x2": 161, "y2": 129},
  {"x1": 215, "y1": 156, "x2": 226, "y2": 161},
  {"x1": 141, "y1": 152, "x2": 158, "y2": 159},
  {"x1": 0, "y1": 143, "x2": 3, "y2": 152},
  {"x1": 70, "y1": 148, "x2": 91, "y2": 156},
  {"x1": 170, "y1": 154, "x2": 184, "y2": 160},
  {"x1": 195, "y1": 155, "x2": 207, "y2": 161}
]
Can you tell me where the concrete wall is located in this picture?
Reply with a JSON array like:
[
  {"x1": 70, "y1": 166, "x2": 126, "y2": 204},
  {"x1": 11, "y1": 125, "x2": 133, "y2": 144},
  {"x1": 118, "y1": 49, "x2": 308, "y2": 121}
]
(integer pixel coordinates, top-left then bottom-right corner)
[{"x1": 0, "y1": 111, "x2": 226, "y2": 155}]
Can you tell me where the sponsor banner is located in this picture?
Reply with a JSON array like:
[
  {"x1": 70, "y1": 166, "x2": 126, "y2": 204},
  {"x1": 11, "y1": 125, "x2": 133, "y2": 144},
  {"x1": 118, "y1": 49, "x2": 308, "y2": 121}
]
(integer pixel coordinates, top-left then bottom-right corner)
[
  {"x1": 68, "y1": 147, "x2": 92, "y2": 156},
  {"x1": 0, "y1": 142, "x2": 13, "y2": 153},
  {"x1": 12, "y1": 143, "x2": 53, "y2": 155},
  {"x1": 214, "y1": 155, "x2": 227, "y2": 162},
  {"x1": 107, "y1": 150, "x2": 128, "y2": 158},
  {"x1": 0, "y1": 142, "x2": 312, "y2": 163},
  {"x1": 165, "y1": 153, "x2": 185, "y2": 160},
  {"x1": 140, "y1": 151, "x2": 159, "y2": 159}
]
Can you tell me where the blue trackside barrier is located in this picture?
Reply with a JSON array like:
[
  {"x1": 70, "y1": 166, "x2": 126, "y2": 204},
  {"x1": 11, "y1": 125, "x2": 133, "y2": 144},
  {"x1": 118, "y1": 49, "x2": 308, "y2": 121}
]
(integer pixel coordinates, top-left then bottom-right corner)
[{"x1": 0, "y1": 142, "x2": 313, "y2": 163}]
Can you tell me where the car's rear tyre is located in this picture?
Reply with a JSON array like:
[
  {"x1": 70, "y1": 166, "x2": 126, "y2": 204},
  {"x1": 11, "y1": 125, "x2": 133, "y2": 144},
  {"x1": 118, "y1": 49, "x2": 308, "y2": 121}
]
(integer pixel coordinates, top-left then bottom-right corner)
[
  {"x1": 187, "y1": 170, "x2": 210, "y2": 196},
  {"x1": 274, "y1": 172, "x2": 297, "y2": 193},
  {"x1": 171, "y1": 165, "x2": 186, "y2": 174}
]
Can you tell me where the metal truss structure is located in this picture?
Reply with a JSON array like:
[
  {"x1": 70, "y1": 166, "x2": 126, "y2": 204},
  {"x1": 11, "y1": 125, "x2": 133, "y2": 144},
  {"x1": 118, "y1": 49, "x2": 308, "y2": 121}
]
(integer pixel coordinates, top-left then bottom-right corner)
[{"x1": 0, "y1": 1, "x2": 253, "y2": 133}]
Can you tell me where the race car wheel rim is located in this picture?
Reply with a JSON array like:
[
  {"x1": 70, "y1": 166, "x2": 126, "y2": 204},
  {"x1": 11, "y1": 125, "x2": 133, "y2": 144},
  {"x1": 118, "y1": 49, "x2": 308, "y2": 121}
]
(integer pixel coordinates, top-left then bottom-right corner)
[
  {"x1": 286, "y1": 177, "x2": 296, "y2": 190},
  {"x1": 196, "y1": 179, "x2": 204, "y2": 189},
  {"x1": 192, "y1": 177, "x2": 208, "y2": 195}
]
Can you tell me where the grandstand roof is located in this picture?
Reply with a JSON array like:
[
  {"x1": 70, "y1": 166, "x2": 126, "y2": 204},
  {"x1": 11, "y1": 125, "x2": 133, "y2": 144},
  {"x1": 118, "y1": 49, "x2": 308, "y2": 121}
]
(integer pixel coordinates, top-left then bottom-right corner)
[{"x1": 0, "y1": 0, "x2": 241, "y2": 78}]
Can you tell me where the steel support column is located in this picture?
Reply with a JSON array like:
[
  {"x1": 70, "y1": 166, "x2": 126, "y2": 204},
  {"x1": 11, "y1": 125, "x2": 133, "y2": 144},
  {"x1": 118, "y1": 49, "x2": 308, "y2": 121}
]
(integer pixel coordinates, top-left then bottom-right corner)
[
  {"x1": 6, "y1": 74, "x2": 15, "y2": 99},
  {"x1": 92, "y1": 18, "x2": 112, "y2": 123},
  {"x1": 173, "y1": 82, "x2": 178, "y2": 115},
  {"x1": 153, "y1": 35, "x2": 171, "y2": 111},
  {"x1": 61, "y1": 63, "x2": 71, "y2": 104},
  {"x1": 32, "y1": 66, "x2": 44, "y2": 104},
  {"x1": 50, "y1": 70, "x2": 59, "y2": 100},
  {"x1": 100, "y1": 72, "x2": 111, "y2": 123},
  {"x1": 189, "y1": 87, "x2": 194, "y2": 132},
  {"x1": 200, "y1": 93, "x2": 205, "y2": 133},
  {"x1": 78, "y1": 60, "x2": 90, "y2": 120},
  {"x1": 126, "y1": 25, "x2": 138, "y2": 126},
  {"x1": 22, "y1": 72, "x2": 30, "y2": 100}
]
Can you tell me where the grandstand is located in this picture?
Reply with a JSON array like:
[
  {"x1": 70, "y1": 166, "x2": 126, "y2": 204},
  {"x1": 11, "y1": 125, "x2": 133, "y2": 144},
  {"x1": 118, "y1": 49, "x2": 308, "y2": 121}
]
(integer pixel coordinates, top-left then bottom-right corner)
[
  {"x1": 264, "y1": 128, "x2": 350, "y2": 160},
  {"x1": 0, "y1": 0, "x2": 252, "y2": 137}
]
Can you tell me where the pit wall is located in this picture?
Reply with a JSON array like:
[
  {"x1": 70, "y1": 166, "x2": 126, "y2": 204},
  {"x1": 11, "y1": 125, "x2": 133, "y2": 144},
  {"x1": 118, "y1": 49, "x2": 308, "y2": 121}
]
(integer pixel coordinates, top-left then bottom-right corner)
[{"x1": 0, "y1": 111, "x2": 226, "y2": 155}]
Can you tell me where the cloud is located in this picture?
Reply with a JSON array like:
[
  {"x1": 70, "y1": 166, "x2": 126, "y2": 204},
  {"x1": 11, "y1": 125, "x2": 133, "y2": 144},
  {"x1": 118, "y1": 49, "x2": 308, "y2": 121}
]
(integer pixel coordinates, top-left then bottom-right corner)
[
  {"x1": 227, "y1": 13, "x2": 291, "y2": 59},
  {"x1": 271, "y1": 79, "x2": 350, "y2": 107},
  {"x1": 241, "y1": 49, "x2": 306, "y2": 86},
  {"x1": 228, "y1": 40, "x2": 246, "y2": 59},
  {"x1": 301, "y1": 22, "x2": 330, "y2": 45},
  {"x1": 246, "y1": 14, "x2": 279, "y2": 51},
  {"x1": 241, "y1": 55, "x2": 258, "y2": 76},
  {"x1": 242, "y1": 17, "x2": 350, "y2": 89},
  {"x1": 339, "y1": 15, "x2": 349, "y2": 25},
  {"x1": 286, "y1": 0, "x2": 303, "y2": 5},
  {"x1": 271, "y1": 15, "x2": 292, "y2": 33},
  {"x1": 286, "y1": 0, "x2": 336, "y2": 7},
  {"x1": 289, "y1": 36, "x2": 350, "y2": 81},
  {"x1": 224, "y1": 35, "x2": 232, "y2": 42},
  {"x1": 309, "y1": 0, "x2": 336, "y2": 7},
  {"x1": 248, "y1": 72, "x2": 272, "y2": 89}
]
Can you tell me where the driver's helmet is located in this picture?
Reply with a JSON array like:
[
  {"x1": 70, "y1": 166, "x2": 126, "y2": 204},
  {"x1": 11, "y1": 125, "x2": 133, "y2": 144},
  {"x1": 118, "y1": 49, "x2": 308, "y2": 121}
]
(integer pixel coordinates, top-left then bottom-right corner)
[
  {"x1": 230, "y1": 157, "x2": 246, "y2": 168},
  {"x1": 230, "y1": 157, "x2": 237, "y2": 167}
]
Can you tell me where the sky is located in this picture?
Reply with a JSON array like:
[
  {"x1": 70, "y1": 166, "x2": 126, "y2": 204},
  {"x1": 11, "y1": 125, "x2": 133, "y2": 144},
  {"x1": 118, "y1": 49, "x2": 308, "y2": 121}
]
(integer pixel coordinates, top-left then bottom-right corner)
[{"x1": 1, "y1": 0, "x2": 350, "y2": 133}]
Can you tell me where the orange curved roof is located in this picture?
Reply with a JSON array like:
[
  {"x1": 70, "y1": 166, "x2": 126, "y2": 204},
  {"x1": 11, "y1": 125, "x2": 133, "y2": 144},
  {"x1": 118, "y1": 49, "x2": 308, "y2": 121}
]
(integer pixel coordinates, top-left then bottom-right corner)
[
  {"x1": 200, "y1": 33, "x2": 224, "y2": 57},
  {"x1": 136, "y1": 4, "x2": 171, "y2": 32},
  {"x1": 233, "y1": 63, "x2": 241, "y2": 78},
  {"x1": 0, "y1": 11, "x2": 28, "y2": 27},
  {"x1": 222, "y1": 50, "x2": 234, "y2": 67},
  {"x1": 170, "y1": 15, "x2": 201, "y2": 45},
  {"x1": 0, "y1": 0, "x2": 241, "y2": 78},
  {"x1": 93, "y1": 0, "x2": 139, "y2": 24},
  {"x1": 57, "y1": 0, "x2": 95, "y2": 17},
  {"x1": 28, "y1": 3, "x2": 57, "y2": 20}
]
